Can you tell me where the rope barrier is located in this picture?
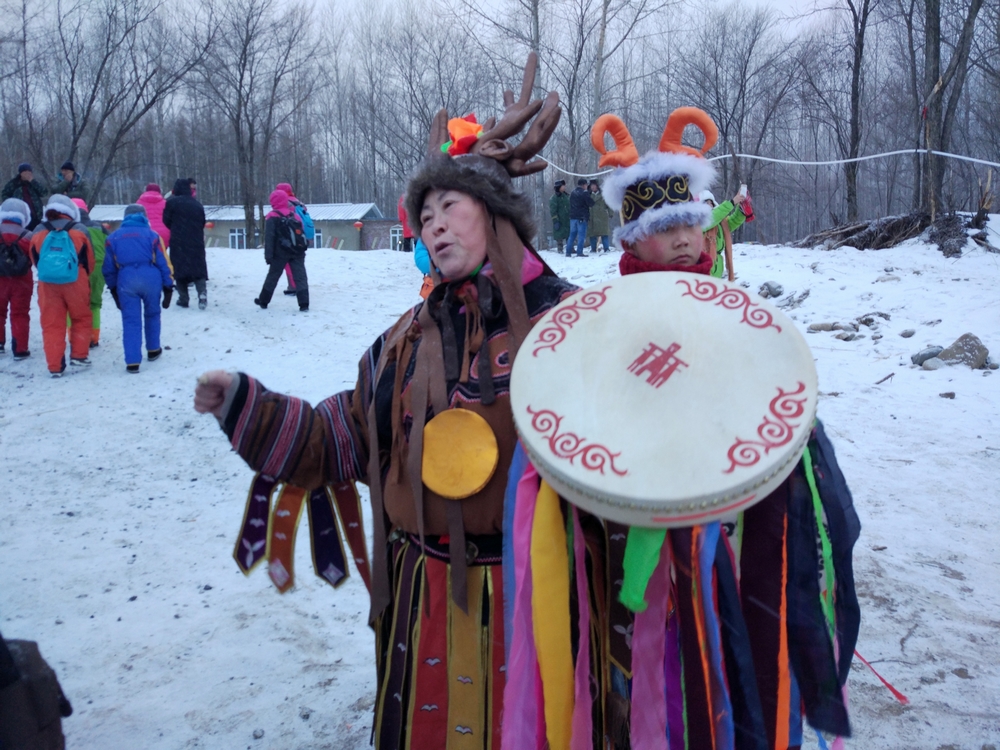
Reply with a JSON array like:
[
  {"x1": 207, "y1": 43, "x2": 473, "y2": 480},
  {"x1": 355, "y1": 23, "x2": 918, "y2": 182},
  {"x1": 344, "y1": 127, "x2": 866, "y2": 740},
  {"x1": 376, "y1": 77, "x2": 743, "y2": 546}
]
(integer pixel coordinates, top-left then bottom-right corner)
[{"x1": 540, "y1": 148, "x2": 1000, "y2": 180}]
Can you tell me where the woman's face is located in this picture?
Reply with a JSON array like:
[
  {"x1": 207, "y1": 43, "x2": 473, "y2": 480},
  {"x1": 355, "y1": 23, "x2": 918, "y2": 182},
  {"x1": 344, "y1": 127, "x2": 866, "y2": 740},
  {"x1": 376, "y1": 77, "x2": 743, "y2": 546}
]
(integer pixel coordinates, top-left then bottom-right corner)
[
  {"x1": 624, "y1": 223, "x2": 704, "y2": 266},
  {"x1": 419, "y1": 189, "x2": 489, "y2": 279}
]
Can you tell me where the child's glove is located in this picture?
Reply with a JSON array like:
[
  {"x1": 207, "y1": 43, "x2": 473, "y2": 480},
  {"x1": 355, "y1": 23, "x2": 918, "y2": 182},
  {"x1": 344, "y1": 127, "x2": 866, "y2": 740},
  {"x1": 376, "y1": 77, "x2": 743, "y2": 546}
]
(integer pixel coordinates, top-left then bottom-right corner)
[
  {"x1": 162, "y1": 287, "x2": 173, "y2": 309},
  {"x1": 109, "y1": 287, "x2": 120, "y2": 310}
]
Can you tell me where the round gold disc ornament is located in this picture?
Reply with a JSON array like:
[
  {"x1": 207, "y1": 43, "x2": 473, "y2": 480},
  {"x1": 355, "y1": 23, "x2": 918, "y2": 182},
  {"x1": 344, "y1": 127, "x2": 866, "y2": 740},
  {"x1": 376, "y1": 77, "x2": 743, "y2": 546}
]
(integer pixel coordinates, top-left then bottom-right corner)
[{"x1": 421, "y1": 409, "x2": 500, "y2": 499}]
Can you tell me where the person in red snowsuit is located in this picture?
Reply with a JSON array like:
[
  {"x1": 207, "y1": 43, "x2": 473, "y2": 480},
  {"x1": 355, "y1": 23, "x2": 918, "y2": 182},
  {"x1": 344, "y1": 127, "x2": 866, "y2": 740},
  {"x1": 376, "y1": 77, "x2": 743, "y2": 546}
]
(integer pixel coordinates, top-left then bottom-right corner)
[
  {"x1": 30, "y1": 195, "x2": 95, "y2": 376},
  {"x1": 0, "y1": 198, "x2": 34, "y2": 359}
]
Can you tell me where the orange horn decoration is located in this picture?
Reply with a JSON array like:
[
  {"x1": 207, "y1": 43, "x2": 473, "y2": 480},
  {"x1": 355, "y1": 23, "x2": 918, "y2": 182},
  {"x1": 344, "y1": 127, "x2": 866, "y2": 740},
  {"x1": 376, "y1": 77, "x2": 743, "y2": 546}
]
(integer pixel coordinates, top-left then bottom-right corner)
[
  {"x1": 591, "y1": 113, "x2": 640, "y2": 168},
  {"x1": 659, "y1": 107, "x2": 718, "y2": 157}
]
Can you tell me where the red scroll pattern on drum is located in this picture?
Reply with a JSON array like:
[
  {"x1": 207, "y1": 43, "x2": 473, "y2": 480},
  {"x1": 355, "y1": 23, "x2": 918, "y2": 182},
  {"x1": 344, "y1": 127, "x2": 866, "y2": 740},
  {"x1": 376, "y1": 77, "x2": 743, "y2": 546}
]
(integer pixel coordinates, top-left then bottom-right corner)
[
  {"x1": 723, "y1": 382, "x2": 808, "y2": 473},
  {"x1": 676, "y1": 279, "x2": 782, "y2": 333},
  {"x1": 525, "y1": 405, "x2": 628, "y2": 476},
  {"x1": 532, "y1": 286, "x2": 612, "y2": 356}
]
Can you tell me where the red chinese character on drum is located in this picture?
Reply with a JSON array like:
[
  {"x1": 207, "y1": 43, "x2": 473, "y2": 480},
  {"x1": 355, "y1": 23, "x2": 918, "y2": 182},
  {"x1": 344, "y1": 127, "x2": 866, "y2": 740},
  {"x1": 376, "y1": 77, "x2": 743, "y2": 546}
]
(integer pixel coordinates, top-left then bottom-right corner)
[{"x1": 627, "y1": 341, "x2": 688, "y2": 388}]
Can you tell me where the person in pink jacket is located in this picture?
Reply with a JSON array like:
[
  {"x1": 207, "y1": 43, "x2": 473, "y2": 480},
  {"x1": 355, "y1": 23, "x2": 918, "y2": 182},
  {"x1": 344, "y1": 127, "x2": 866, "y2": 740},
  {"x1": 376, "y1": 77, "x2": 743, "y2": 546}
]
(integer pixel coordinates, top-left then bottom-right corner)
[{"x1": 136, "y1": 183, "x2": 170, "y2": 249}]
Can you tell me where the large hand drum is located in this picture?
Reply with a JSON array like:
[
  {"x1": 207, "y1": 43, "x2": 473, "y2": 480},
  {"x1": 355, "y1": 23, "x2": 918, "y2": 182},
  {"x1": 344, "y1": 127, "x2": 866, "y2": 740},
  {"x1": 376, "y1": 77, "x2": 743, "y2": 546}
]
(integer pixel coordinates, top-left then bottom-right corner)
[{"x1": 511, "y1": 273, "x2": 818, "y2": 527}]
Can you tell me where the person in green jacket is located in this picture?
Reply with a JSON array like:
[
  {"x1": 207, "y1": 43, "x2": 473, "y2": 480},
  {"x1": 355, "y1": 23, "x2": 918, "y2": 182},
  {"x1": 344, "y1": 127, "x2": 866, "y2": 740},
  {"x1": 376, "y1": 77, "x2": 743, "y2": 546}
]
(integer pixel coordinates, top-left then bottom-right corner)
[
  {"x1": 700, "y1": 188, "x2": 751, "y2": 279},
  {"x1": 1, "y1": 163, "x2": 47, "y2": 229},
  {"x1": 549, "y1": 179, "x2": 570, "y2": 253},
  {"x1": 587, "y1": 179, "x2": 613, "y2": 252},
  {"x1": 51, "y1": 161, "x2": 89, "y2": 203},
  {"x1": 73, "y1": 198, "x2": 108, "y2": 347}
]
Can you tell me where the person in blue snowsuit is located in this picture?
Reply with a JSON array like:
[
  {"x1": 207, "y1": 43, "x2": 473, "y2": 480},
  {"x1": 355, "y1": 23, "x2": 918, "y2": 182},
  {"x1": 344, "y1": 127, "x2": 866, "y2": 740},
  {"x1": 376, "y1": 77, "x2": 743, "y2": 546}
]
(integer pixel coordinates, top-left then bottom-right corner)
[{"x1": 103, "y1": 204, "x2": 174, "y2": 373}]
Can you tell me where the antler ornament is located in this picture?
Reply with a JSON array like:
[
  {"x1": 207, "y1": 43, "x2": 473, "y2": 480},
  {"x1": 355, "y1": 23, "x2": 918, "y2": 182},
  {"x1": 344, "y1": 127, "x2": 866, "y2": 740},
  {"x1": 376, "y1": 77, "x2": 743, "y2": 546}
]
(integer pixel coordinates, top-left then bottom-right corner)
[{"x1": 426, "y1": 52, "x2": 561, "y2": 178}]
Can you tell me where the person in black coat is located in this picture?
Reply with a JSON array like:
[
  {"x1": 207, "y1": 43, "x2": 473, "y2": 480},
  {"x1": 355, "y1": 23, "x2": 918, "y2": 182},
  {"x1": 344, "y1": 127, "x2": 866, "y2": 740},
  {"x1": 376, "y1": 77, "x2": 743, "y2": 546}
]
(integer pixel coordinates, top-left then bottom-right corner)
[
  {"x1": 253, "y1": 189, "x2": 309, "y2": 312},
  {"x1": 567, "y1": 177, "x2": 594, "y2": 257},
  {"x1": 162, "y1": 178, "x2": 208, "y2": 309},
  {"x1": 1, "y1": 164, "x2": 47, "y2": 230}
]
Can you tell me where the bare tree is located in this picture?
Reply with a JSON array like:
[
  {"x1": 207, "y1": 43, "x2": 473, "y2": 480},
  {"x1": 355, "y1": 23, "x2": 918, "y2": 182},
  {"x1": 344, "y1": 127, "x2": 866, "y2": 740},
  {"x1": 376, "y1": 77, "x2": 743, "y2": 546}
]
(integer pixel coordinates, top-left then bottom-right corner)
[
  {"x1": 921, "y1": 0, "x2": 984, "y2": 216},
  {"x1": 16, "y1": 0, "x2": 211, "y2": 203},
  {"x1": 198, "y1": 0, "x2": 320, "y2": 241}
]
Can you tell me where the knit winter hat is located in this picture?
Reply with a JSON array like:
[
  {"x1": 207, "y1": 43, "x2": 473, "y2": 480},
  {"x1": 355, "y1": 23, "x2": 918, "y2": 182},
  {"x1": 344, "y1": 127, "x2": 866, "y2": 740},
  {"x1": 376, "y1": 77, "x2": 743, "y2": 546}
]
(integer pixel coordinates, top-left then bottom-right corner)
[
  {"x1": 0, "y1": 197, "x2": 30, "y2": 225},
  {"x1": 44, "y1": 193, "x2": 80, "y2": 223},
  {"x1": 17, "y1": 163, "x2": 31, "y2": 174},
  {"x1": 269, "y1": 189, "x2": 292, "y2": 213},
  {"x1": 60, "y1": 160, "x2": 75, "y2": 172},
  {"x1": 144, "y1": 183, "x2": 160, "y2": 193},
  {"x1": 71, "y1": 198, "x2": 88, "y2": 212},
  {"x1": 592, "y1": 107, "x2": 718, "y2": 246},
  {"x1": 124, "y1": 203, "x2": 146, "y2": 217}
]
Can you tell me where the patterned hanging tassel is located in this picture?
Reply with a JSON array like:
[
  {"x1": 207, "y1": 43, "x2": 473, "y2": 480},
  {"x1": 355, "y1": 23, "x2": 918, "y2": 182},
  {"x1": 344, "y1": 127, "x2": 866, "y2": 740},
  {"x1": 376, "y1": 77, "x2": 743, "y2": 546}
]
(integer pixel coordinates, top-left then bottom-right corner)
[
  {"x1": 306, "y1": 486, "x2": 349, "y2": 588},
  {"x1": 233, "y1": 473, "x2": 278, "y2": 574},
  {"x1": 329, "y1": 481, "x2": 372, "y2": 591},
  {"x1": 267, "y1": 485, "x2": 307, "y2": 592}
]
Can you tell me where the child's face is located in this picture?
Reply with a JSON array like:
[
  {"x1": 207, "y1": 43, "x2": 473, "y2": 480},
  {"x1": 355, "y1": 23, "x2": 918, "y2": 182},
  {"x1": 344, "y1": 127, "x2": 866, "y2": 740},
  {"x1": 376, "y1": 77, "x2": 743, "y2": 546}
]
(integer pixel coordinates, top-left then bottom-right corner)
[{"x1": 625, "y1": 223, "x2": 703, "y2": 266}]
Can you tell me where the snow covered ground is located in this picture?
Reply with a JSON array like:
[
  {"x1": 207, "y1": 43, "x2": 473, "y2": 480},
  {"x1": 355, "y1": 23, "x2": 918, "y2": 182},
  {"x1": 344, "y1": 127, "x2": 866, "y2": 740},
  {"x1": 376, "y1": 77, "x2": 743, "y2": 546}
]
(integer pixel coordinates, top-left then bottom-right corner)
[{"x1": 2, "y1": 227, "x2": 999, "y2": 749}]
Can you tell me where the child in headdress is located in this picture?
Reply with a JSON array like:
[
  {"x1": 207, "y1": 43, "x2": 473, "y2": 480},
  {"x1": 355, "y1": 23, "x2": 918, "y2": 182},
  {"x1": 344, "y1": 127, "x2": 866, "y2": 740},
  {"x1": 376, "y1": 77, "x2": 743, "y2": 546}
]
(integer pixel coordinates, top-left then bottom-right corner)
[{"x1": 590, "y1": 107, "x2": 861, "y2": 748}]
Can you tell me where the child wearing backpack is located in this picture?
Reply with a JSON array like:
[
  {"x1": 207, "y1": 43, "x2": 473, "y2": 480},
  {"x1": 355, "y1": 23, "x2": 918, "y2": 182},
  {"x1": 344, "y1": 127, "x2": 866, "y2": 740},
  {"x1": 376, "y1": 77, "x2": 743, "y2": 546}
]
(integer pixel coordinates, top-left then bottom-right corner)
[
  {"x1": 103, "y1": 204, "x2": 174, "y2": 373},
  {"x1": 29, "y1": 195, "x2": 94, "y2": 376},
  {"x1": 253, "y1": 189, "x2": 309, "y2": 311},
  {"x1": 0, "y1": 198, "x2": 34, "y2": 359},
  {"x1": 274, "y1": 183, "x2": 314, "y2": 296}
]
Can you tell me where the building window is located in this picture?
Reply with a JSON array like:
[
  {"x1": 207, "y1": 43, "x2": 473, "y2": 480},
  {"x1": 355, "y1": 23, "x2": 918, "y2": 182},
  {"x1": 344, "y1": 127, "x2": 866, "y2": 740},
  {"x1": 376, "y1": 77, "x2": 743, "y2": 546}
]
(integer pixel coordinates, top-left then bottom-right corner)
[
  {"x1": 390, "y1": 224, "x2": 403, "y2": 251},
  {"x1": 313, "y1": 229, "x2": 323, "y2": 249},
  {"x1": 229, "y1": 227, "x2": 245, "y2": 249}
]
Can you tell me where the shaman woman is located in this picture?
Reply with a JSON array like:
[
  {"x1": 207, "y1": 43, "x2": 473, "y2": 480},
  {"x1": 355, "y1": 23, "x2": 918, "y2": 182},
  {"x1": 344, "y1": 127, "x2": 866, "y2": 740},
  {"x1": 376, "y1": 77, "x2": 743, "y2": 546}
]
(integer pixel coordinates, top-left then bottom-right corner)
[{"x1": 194, "y1": 55, "x2": 573, "y2": 747}]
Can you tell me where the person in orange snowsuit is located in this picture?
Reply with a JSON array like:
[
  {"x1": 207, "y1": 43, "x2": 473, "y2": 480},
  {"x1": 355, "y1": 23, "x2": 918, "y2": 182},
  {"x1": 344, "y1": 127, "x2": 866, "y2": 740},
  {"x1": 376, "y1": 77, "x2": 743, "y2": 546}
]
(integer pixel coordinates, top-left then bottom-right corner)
[{"x1": 30, "y1": 194, "x2": 95, "y2": 376}]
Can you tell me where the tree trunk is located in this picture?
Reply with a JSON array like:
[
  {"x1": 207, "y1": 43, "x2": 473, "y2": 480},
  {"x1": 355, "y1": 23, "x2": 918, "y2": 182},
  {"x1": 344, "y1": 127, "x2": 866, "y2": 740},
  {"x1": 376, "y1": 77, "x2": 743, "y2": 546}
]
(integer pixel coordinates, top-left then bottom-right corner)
[
  {"x1": 591, "y1": 0, "x2": 611, "y2": 161},
  {"x1": 844, "y1": 0, "x2": 872, "y2": 223},
  {"x1": 921, "y1": 0, "x2": 983, "y2": 216}
]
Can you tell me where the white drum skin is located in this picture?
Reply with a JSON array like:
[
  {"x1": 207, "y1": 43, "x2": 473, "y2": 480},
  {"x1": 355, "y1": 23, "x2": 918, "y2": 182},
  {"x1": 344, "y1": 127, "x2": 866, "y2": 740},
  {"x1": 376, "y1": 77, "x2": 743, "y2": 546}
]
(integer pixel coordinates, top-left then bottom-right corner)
[{"x1": 511, "y1": 272, "x2": 818, "y2": 528}]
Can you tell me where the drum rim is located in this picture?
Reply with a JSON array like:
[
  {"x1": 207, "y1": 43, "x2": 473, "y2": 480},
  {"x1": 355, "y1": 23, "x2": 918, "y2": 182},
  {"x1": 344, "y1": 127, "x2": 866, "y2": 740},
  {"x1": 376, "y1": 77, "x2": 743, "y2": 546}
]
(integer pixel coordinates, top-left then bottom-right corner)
[{"x1": 517, "y1": 405, "x2": 815, "y2": 524}]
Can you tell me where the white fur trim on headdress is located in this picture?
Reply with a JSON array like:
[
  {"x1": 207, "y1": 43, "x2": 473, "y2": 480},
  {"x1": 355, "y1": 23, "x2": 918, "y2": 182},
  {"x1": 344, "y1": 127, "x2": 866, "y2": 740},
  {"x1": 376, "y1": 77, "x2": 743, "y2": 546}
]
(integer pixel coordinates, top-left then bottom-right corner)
[
  {"x1": 603, "y1": 150, "x2": 716, "y2": 244},
  {"x1": 0, "y1": 211, "x2": 26, "y2": 226},
  {"x1": 612, "y1": 201, "x2": 712, "y2": 246}
]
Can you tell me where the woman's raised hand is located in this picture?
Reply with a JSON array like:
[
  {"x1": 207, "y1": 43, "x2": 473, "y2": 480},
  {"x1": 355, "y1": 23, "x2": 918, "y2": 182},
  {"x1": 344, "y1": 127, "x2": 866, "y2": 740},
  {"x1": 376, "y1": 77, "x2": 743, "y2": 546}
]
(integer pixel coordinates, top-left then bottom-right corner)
[{"x1": 194, "y1": 370, "x2": 234, "y2": 418}]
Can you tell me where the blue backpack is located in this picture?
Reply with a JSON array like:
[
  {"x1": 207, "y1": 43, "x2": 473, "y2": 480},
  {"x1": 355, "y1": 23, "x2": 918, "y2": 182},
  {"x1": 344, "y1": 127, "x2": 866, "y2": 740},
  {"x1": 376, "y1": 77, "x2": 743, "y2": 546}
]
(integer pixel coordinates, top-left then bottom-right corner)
[
  {"x1": 37, "y1": 225, "x2": 80, "y2": 284},
  {"x1": 294, "y1": 204, "x2": 315, "y2": 240}
]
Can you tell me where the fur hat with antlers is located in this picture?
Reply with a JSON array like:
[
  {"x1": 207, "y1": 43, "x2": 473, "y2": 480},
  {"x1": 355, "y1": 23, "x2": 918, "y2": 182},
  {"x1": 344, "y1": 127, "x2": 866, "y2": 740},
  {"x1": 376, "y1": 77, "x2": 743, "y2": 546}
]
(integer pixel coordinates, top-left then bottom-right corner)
[
  {"x1": 405, "y1": 53, "x2": 561, "y2": 248},
  {"x1": 591, "y1": 107, "x2": 718, "y2": 246}
]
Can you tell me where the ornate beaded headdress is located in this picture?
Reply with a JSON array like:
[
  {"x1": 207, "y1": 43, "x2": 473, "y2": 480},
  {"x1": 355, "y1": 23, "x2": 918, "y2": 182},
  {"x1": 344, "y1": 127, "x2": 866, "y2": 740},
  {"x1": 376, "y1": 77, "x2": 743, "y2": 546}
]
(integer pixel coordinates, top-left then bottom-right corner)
[{"x1": 591, "y1": 107, "x2": 719, "y2": 246}]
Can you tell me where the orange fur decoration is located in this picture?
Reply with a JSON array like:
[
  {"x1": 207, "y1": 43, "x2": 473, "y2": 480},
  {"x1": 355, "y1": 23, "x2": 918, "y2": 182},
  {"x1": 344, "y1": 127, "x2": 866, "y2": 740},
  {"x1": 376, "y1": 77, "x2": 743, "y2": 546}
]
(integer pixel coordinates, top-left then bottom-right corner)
[
  {"x1": 591, "y1": 114, "x2": 640, "y2": 168},
  {"x1": 658, "y1": 107, "x2": 718, "y2": 157}
]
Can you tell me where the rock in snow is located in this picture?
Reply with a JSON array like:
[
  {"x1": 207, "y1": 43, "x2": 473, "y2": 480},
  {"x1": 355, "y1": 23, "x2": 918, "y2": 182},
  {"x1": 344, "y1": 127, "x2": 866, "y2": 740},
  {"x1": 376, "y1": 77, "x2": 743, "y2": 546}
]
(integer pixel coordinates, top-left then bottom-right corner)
[
  {"x1": 758, "y1": 281, "x2": 783, "y2": 298},
  {"x1": 922, "y1": 357, "x2": 947, "y2": 370},
  {"x1": 912, "y1": 346, "x2": 944, "y2": 365},
  {"x1": 900, "y1": 329, "x2": 916, "y2": 338},
  {"x1": 938, "y1": 332, "x2": 990, "y2": 369}
]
